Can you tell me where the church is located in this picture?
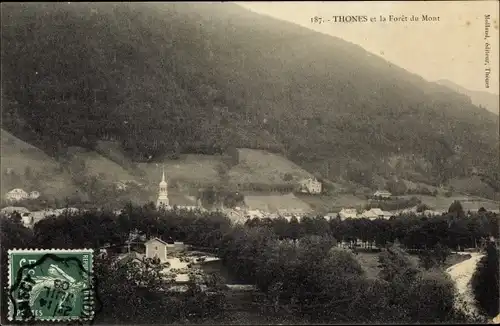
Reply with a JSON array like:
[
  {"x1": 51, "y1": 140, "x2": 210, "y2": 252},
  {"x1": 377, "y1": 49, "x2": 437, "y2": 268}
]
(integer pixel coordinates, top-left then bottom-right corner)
[
  {"x1": 156, "y1": 167, "x2": 202, "y2": 211},
  {"x1": 156, "y1": 167, "x2": 170, "y2": 209}
]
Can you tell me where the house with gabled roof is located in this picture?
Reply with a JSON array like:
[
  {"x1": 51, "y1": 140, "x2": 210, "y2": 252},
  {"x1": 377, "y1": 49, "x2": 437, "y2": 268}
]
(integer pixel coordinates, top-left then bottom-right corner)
[{"x1": 145, "y1": 237, "x2": 169, "y2": 263}]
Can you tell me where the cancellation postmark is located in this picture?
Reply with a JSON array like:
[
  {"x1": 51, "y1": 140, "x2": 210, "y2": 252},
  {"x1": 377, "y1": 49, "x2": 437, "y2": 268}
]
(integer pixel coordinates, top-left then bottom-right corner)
[{"x1": 8, "y1": 249, "x2": 95, "y2": 322}]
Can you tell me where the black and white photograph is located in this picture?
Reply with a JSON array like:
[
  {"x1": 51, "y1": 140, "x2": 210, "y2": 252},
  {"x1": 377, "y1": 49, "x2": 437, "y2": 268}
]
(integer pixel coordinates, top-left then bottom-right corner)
[{"x1": 1, "y1": 1, "x2": 499, "y2": 324}]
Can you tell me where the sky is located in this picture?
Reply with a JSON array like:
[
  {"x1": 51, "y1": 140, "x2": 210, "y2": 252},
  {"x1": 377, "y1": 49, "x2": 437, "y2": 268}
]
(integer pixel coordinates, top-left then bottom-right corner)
[{"x1": 237, "y1": 1, "x2": 499, "y2": 95}]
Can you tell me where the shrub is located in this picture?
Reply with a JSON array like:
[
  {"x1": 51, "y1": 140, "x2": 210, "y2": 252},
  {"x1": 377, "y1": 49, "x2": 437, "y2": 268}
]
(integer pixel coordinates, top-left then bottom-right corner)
[{"x1": 282, "y1": 173, "x2": 293, "y2": 182}]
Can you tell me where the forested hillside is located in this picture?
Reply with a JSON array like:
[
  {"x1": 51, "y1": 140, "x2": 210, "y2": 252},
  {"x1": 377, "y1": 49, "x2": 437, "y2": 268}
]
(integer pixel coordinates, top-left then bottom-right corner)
[
  {"x1": 436, "y1": 79, "x2": 499, "y2": 116},
  {"x1": 2, "y1": 2, "x2": 498, "y2": 190}
]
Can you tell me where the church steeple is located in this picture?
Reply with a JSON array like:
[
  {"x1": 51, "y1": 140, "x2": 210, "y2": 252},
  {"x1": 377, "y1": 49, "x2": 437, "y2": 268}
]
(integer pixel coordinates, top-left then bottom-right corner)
[
  {"x1": 160, "y1": 166, "x2": 167, "y2": 186},
  {"x1": 156, "y1": 165, "x2": 169, "y2": 209}
]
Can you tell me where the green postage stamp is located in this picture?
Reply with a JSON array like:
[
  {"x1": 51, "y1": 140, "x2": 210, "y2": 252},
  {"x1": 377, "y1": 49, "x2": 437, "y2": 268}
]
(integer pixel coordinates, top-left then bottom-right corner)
[{"x1": 8, "y1": 249, "x2": 95, "y2": 322}]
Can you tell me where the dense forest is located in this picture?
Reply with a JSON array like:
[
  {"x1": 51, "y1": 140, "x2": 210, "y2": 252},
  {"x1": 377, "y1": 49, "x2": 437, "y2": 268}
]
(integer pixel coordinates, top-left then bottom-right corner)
[{"x1": 1, "y1": 2, "x2": 498, "y2": 188}]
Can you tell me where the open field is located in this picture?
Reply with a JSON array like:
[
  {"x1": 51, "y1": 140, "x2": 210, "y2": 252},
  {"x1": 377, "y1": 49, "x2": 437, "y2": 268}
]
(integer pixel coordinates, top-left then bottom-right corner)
[
  {"x1": 1, "y1": 129, "x2": 80, "y2": 199},
  {"x1": 137, "y1": 148, "x2": 316, "y2": 190},
  {"x1": 137, "y1": 154, "x2": 223, "y2": 188},
  {"x1": 298, "y1": 192, "x2": 499, "y2": 215},
  {"x1": 229, "y1": 148, "x2": 314, "y2": 186},
  {"x1": 296, "y1": 194, "x2": 368, "y2": 213},
  {"x1": 244, "y1": 193, "x2": 312, "y2": 213},
  {"x1": 1, "y1": 129, "x2": 60, "y2": 179},
  {"x1": 355, "y1": 251, "x2": 472, "y2": 279},
  {"x1": 68, "y1": 147, "x2": 139, "y2": 183}
]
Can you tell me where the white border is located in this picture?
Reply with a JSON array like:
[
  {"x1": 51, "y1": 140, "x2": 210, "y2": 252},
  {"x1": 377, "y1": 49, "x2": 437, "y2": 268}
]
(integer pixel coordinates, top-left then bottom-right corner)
[{"x1": 7, "y1": 248, "x2": 96, "y2": 322}]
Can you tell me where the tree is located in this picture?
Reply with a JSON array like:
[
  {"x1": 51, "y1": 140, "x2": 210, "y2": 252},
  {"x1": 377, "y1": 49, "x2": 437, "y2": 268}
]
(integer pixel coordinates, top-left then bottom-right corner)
[
  {"x1": 448, "y1": 200, "x2": 465, "y2": 218},
  {"x1": 433, "y1": 242, "x2": 451, "y2": 265},
  {"x1": 94, "y1": 254, "x2": 226, "y2": 324},
  {"x1": 378, "y1": 244, "x2": 419, "y2": 282},
  {"x1": 200, "y1": 188, "x2": 217, "y2": 208},
  {"x1": 254, "y1": 236, "x2": 365, "y2": 322},
  {"x1": 94, "y1": 256, "x2": 169, "y2": 323},
  {"x1": 33, "y1": 210, "x2": 120, "y2": 249},
  {"x1": 219, "y1": 225, "x2": 276, "y2": 283},
  {"x1": 287, "y1": 216, "x2": 303, "y2": 242},
  {"x1": 271, "y1": 216, "x2": 289, "y2": 239},
  {"x1": 418, "y1": 242, "x2": 451, "y2": 270},
  {"x1": 216, "y1": 163, "x2": 230, "y2": 188},
  {"x1": 283, "y1": 173, "x2": 293, "y2": 182},
  {"x1": 172, "y1": 140, "x2": 181, "y2": 159},
  {"x1": 405, "y1": 271, "x2": 459, "y2": 322},
  {"x1": 372, "y1": 219, "x2": 392, "y2": 248},
  {"x1": 471, "y1": 242, "x2": 499, "y2": 318},
  {"x1": 24, "y1": 166, "x2": 33, "y2": 181}
]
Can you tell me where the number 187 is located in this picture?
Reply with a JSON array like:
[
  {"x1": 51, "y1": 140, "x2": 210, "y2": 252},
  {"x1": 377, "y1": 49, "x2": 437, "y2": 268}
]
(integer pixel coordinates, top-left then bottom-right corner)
[{"x1": 311, "y1": 16, "x2": 323, "y2": 24}]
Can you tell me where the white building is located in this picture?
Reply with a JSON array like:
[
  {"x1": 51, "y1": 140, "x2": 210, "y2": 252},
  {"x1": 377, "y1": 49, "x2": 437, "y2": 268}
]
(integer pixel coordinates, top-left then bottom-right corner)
[
  {"x1": 145, "y1": 237, "x2": 169, "y2": 263},
  {"x1": 373, "y1": 190, "x2": 392, "y2": 199},
  {"x1": 156, "y1": 167, "x2": 170, "y2": 209},
  {"x1": 339, "y1": 208, "x2": 358, "y2": 220},
  {"x1": 299, "y1": 178, "x2": 322, "y2": 194},
  {"x1": 5, "y1": 189, "x2": 29, "y2": 202}
]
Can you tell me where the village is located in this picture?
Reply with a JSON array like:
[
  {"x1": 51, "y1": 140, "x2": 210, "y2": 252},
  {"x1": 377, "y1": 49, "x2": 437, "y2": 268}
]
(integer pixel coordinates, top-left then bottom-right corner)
[
  {"x1": 0, "y1": 169, "x2": 444, "y2": 288},
  {"x1": 2, "y1": 166, "x2": 454, "y2": 230}
]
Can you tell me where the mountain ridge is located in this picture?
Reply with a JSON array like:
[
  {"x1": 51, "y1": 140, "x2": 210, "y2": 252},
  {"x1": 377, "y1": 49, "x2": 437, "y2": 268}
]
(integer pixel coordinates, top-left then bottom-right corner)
[{"x1": 435, "y1": 79, "x2": 499, "y2": 115}]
